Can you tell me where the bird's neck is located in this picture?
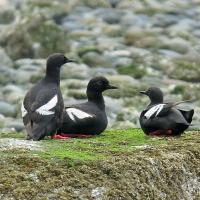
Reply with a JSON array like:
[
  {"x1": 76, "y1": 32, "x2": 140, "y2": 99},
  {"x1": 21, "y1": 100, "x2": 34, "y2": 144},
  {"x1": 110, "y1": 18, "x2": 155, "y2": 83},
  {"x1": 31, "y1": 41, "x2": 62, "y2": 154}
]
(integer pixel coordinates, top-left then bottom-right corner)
[
  {"x1": 149, "y1": 100, "x2": 163, "y2": 106},
  {"x1": 87, "y1": 91, "x2": 105, "y2": 109},
  {"x1": 44, "y1": 67, "x2": 60, "y2": 85}
]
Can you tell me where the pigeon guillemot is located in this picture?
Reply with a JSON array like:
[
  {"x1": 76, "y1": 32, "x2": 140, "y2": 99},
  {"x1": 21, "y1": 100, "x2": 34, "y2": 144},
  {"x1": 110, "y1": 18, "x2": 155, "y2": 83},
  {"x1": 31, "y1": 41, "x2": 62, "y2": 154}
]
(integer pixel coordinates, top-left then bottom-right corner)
[
  {"x1": 21, "y1": 53, "x2": 74, "y2": 141},
  {"x1": 139, "y1": 87, "x2": 194, "y2": 136},
  {"x1": 56, "y1": 76, "x2": 118, "y2": 138}
]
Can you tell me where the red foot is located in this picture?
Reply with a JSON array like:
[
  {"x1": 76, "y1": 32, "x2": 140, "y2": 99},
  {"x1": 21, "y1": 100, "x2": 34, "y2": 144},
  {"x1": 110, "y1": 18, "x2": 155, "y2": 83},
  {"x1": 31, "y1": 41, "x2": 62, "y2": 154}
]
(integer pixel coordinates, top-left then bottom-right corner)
[
  {"x1": 149, "y1": 129, "x2": 173, "y2": 136},
  {"x1": 149, "y1": 130, "x2": 161, "y2": 136},
  {"x1": 60, "y1": 133, "x2": 94, "y2": 138},
  {"x1": 51, "y1": 135, "x2": 70, "y2": 139}
]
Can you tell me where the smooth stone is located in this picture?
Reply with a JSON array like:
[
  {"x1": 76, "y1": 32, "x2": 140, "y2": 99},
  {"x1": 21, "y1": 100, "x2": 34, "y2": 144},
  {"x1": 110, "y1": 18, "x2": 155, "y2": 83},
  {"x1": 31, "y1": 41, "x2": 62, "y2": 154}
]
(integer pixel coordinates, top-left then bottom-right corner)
[
  {"x1": 61, "y1": 63, "x2": 90, "y2": 79},
  {"x1": 67, "y1": 89, "x2": 86, "y2": 99},
  {"x1": 160, "y1": 37, "x2": 190, "y2": 54},
  {"x1": 0, "y1": 101, "x2": 17, "y2": 117},
  {"x1": 82, "y1": 51, "x2": 115, "y2": 67},
  {"x1": 0, "y1": 7, "x2": 15, "y2": 24},
  {"x1": 102, "y1": 10, "x2": 123, "y2": 24},
  {"x1": 2, "y1": 84, "x2": 23, "y2": 94},
  {"x1": 0, "y1": 47, "x2": 13, "y2": 68},
  {"x1": 153, "y1": 14, "x2": 180, "y2": 27},
  {"x1": 6, "y1": 120, "x2": 24, "y2": 132},
  {"x1": 0, "y1": 68, "x2": 16, "y2": 85},
  {"x1": 111, "y1": 121, "x2": 136, "y2": 129},
  {"x1": 14, "y1": 58, "x2": 45, "y2": 69},
  {"x1": 159, "y1": 49, "x2": 182, "y2": 58}
]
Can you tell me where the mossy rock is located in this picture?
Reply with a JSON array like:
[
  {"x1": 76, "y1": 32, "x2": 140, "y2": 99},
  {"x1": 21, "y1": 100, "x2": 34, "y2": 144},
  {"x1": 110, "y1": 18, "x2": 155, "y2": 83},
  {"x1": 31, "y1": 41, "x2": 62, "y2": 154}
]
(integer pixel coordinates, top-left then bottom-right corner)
[
  {"x1": 78, "y1": 46, "x2": 102, "y2": 58},
  {"x1": 124, "y1": 27, "x2": 160, "y2": 48},
  {"x1": 25, "y1": 0, "x2": 70, "y2": 23},
  {"x1": 104, "y1": 75, "x2": 146, "y2": 98},
  {"x1": 0, "y1": 8, "x2": 15, "y2": 24},
  {"x1": 0, "y1": 14, "x2": 67, "y2": 60},
  {"x1": 170, "y1": 85, "x2": 185, "y2": 95},
  {"x1": 82, "y1": 0, "x2": 111, "y2": 8},
  {"x1": 117, "y1": 64, "x2": 147, "y2": 79},
  {"x1": 167, "y1": 60, "x2": 200, "y2": 82},
  {"x1": 67, "y1": 89, "x2": 86, "y2": 99}
]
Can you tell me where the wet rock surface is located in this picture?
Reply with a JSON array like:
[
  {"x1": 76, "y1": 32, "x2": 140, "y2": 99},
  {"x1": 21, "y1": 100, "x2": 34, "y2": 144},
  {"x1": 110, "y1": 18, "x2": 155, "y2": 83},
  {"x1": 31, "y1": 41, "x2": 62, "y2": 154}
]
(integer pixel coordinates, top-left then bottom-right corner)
[{"x1": 0, "y1": 0, "x2": 200, "y2": 131}]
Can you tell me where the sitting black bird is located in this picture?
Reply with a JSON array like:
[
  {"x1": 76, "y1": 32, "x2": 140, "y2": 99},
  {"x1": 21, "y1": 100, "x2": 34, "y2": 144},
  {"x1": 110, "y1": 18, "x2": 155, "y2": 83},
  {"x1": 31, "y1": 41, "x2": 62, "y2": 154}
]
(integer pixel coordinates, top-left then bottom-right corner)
[
  {"x1": 21, "y1": 53, "x2": 74, "y2": 140},
  {"x1": 56, "y1": 76, "x2": 118, "y2": 138},
  {"x1": 139, "y1": 87, "x2": 194, "y2": 136}
]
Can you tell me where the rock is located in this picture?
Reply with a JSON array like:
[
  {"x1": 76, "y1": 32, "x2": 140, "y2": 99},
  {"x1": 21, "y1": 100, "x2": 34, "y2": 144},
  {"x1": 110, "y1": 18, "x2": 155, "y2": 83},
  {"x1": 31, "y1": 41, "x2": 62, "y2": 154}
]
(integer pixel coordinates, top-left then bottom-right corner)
[
  {"x1": 111, "y1": 121, "x2": 136, "y2": 129},
  {"x1": 117, "y1": 64, "x2": 147, "y2": 79},
  {"x1": 91, "y1": 187, "x2": 106, "y2": 199},
  {"x1": 14, "y1": 58, "x2": 45, "y2": 70},
  {"x1": 6, "y1": 120, "x2": 24, "y2": 132},
  {"x1": 166, "y1": 59, "x2": 200, "y2": 82},
  {"x1": 153, "y1": 14, "x2": 180, "y2": 28},
  {"x1": 0, "y1": 47, "x2": 13, "y2": 68},
  {"x1": 82, "y1": 51, "x2": 115, "y2": 68},
  {"x1": 67, "y1": 89, "x2": 86, "y2": 99},
  {"x1": 2, "y1": 85, "x2": 25, "y2": 104},
  {"x1": 104, "y1": 75, "x2": 146, "y2": 98},
  {"x1": 124, "y1": 27, "x2": 161, "y2": 47},
  {"x1": 159, "y1": 37, "x2": 190, "y2": 54},
  {"x1": 61, "y1": 63, "x2": 90, "y2": 79},
  {"x1": 0, "y1": 7, "x2": 15, "y2": 24},
  {"x1": 0, "y1": 101, "x2": 17, "y2": 117},
  {"x1": 103, "y1": 24, "x2": 123, "y2": 37},
  {"x1": 0, "y1": 13, "x2": 67, "y2": 59},
  {"x1": 82, "y1": 0, "x2": 111, "y2": 8},
  {"x1": 102, "y1": 10, "x2": 123, "y2": 24},
  {"x1": 0, "y1": 68, "x2": 15, "y2": 85}
]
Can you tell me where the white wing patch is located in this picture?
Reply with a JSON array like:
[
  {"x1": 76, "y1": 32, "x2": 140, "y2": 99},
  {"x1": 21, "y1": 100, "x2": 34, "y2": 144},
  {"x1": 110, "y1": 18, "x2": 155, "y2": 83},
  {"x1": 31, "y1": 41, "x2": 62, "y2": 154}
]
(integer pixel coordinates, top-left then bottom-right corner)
[
  {"x1": 66, "y1": 108, "x2": 93, "y2": 122},
  {"x1": 21, "y1": 102, "x2": 28, "y2": 117},
  {"x1": 144, "y1": 104, "x2": 165, "y2": 119},
  {"x1": 36, "y1": 95, "x2": 58, "y2": 115}
]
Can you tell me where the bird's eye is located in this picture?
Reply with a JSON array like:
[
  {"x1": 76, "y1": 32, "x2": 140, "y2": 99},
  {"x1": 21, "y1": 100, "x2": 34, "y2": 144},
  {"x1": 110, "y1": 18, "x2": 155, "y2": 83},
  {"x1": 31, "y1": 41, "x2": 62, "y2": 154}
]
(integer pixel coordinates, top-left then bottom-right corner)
[{"x1": 96, "y1": 81, "x2": 103, "y2": 86}]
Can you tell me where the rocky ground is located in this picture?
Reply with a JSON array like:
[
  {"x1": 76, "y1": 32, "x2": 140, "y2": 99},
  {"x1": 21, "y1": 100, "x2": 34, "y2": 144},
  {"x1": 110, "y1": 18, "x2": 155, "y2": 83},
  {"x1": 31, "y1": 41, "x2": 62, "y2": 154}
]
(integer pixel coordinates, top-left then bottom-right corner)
[
  {"x1": 0, "y1": 0, "x2": 200, "y2": 134},
  {"x1": 0, "y1": 130, "x2": 200, "y2": 199}
]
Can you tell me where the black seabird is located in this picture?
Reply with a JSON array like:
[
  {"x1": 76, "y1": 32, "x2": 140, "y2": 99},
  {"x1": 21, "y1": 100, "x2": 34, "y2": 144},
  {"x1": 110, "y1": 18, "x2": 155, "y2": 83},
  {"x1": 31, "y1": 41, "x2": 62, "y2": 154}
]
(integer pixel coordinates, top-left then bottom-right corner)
[
  {"x1": 21, "y1": 53, "x2": 74, "y2": 140},
  {"x1": 139, "y1": 87, "x2": 194, "y2": 136},
  {"x1": 55, "y1": 76, "x2": 118, "y2": 138}
]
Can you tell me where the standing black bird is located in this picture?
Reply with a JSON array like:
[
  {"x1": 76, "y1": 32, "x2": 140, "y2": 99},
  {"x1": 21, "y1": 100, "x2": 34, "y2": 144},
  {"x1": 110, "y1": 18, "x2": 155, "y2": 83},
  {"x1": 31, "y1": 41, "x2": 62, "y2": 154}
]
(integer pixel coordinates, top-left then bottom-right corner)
[
  {"x1": 56, "y1": 76, "x2": 118, "y2": 138},
  {"x1": 139, "y1": 87, "x2": 194, "y2": 136},
  {"x1": 21, "y1": 53, "x2": 74, "y2": 140}
]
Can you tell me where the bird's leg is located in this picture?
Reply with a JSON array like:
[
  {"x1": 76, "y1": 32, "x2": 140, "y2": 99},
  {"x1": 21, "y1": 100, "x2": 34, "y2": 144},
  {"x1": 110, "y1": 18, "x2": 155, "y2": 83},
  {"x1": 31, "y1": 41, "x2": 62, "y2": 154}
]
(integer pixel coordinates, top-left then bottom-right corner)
[
  {"x1": 60, "y1": 133, "x2": 94, "y2": 138},
  {"x1": 149, "y1": 130, "x2": 161, "y2": 136},
  {"x1": 166, "y1": 129, "x2": 173, "y2": 136},
  {"x1": 50, "y1": 132, "x2": 70, "y2": 139}
]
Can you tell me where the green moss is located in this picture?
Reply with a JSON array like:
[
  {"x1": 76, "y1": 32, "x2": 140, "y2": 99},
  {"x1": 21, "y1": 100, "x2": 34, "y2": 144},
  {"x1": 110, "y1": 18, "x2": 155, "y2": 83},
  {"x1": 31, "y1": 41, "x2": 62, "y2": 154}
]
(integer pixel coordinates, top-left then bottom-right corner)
[
  {"x1": 0, "y1": 129, "x2": 166, "y2": 162},
  {"x1": 117, "y1": 64, "x2": 147, "y2": 79},
  {"x1": 168, "y1": 60, "x2": 200, "y2": 82},
  {"x1": 0, "y1": 130, "x2": 200, "y2": 199},
  {"x1": 0, "y1": 132, "x2": 25, "y2": 139},
  {"x1": 78, "y1": 46, "x2": 102, "y2": 57},
  {"x1": 171, "y1": 85, "x2": 185, "y2": 95},
  {"x1": 30, "y1": 74, "x2": 44, "y2": 84}
]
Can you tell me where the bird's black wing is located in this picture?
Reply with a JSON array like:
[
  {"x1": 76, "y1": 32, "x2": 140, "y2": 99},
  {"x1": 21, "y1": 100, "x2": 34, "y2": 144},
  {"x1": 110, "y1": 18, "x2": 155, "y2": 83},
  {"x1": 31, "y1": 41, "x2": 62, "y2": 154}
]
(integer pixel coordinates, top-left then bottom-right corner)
[{"x1": 22, "y1": 84, "x2": 63, "y2": 140}]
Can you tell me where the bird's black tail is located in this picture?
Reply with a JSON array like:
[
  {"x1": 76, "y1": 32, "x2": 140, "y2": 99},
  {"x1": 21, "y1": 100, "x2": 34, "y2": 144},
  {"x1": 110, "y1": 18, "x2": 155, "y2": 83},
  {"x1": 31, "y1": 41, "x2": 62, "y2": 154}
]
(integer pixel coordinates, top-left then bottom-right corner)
[{"x1": 178, "y1": 109, "x2": 194, "y2": 124}]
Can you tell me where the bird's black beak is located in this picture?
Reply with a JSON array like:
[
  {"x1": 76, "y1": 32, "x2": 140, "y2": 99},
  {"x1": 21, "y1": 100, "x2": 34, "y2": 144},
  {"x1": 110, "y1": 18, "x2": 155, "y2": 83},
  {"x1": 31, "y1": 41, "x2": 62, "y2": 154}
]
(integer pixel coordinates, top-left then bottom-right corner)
[
  {"x1": 106, "y1": 85, "x2": 118, "y2": 90},
  {"x1": 64, "y1": 57, "x2": 77, "y2": 63},
  {"x1": 140, "y1": 91, "x2": 147, "y2": 95}
]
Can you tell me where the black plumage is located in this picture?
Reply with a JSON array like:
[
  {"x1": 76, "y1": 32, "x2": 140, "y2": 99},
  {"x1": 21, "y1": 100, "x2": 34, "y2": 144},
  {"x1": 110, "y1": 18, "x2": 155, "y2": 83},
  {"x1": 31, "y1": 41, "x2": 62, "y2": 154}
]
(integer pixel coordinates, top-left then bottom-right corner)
[
  {"x1": 57, "y1": 76, "x2": 118, "y2": 136},
  {"x1": 139, "y1": 87, "x2": 194, "y2": 136},
  {"x1": 22, "y1": 53, "x2": 74, "y2": 140}
]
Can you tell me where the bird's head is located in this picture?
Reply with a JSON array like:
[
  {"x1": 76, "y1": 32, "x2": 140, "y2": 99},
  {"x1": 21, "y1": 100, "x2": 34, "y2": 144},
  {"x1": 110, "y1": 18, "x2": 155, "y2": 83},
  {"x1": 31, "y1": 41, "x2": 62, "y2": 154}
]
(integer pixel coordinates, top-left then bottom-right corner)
[
  {"x1": 140, "y1": 87, "x2": 164, "y2": 103},
  {"x1": 46, "y1": 53, "x2": 75, "y2": 70},
  {"x1": 87, "y1": 76, "x2": 118, "y2": 93}
]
